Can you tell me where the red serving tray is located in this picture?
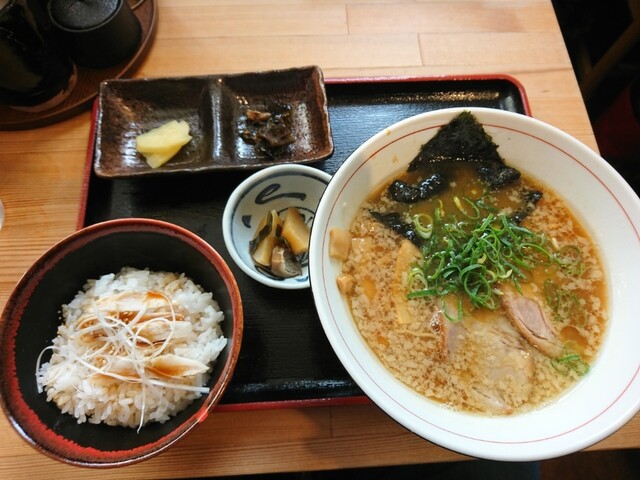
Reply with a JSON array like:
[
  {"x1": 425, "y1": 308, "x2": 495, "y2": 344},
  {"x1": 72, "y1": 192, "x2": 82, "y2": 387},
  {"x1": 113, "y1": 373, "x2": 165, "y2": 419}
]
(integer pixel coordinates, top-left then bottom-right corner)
[{"x1": 79, "y1": 74, "x2": 530, "y2": 411}]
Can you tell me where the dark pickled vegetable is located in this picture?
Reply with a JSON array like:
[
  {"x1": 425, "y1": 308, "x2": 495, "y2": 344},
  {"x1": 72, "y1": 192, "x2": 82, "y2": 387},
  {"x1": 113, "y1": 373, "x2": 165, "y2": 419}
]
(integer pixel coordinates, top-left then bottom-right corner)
[
  {"x1": 270, "y1": 245, "x2": 302, "y2": 278},
  {"x1": 257, "y1": 121, "x2": 295, "y2": 148},
  {"x1": 240, "y1": 105, "x2": 295, "y2": 154},
  {"x1": 246, "y1": 109, "x2": 272, "y2": 122}
]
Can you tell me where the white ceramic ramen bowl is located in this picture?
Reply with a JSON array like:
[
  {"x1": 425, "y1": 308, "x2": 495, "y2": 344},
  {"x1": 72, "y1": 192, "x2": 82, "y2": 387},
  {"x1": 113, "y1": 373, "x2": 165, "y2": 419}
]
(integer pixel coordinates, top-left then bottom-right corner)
[
  {"x1": 223, "y1": 163, "x2": 331, "y2": 289},
  {"x1": 309, "y1": 107, "x2": 640, "y2": 461}
]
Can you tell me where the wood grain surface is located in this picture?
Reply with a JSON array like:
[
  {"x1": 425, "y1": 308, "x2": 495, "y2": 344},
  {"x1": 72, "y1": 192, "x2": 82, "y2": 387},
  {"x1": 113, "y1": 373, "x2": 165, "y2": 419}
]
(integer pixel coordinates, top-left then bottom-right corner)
[{"x1": 0, "y1": 1, "x2": 632, "y2": 479}]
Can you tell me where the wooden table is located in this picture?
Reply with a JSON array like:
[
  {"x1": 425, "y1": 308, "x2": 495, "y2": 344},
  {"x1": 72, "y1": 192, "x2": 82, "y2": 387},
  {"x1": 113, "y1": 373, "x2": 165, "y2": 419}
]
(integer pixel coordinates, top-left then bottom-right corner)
[{"x1": 1, "y1": 1, "x2": 637, "y2": 478}]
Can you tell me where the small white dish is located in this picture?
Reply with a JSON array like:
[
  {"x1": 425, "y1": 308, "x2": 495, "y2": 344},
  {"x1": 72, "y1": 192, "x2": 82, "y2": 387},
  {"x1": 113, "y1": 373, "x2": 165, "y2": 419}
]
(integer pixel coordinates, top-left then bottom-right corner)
[{"x1": 223, "y1": 164, "x2": 331, "y2": 289}]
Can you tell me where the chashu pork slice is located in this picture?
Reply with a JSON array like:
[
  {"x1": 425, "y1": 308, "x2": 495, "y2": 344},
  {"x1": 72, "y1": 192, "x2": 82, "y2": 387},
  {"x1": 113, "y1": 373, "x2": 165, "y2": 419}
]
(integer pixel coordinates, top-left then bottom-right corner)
[
  {"x1": 502, "y1": 293, "x2": 564, "y2": 358},
  {"x1": 465, "y1": 315, "x2": 534, "y2": 414},
  {"x1": 435, "y1": 306, "x2": 534, "y2": 415}
]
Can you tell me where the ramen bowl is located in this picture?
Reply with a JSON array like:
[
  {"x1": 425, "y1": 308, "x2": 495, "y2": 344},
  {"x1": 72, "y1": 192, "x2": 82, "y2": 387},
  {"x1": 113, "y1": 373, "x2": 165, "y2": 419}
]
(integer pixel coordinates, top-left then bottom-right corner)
[
  {"x1": 309, "y1": 107, "x2": 640, "y2": 461},
  {"x1": 223, "y1": 163, "x2": 331, "y2": 289},
  {"x1": 0, "y1": 218, "x2": 243, "y2": 467}
]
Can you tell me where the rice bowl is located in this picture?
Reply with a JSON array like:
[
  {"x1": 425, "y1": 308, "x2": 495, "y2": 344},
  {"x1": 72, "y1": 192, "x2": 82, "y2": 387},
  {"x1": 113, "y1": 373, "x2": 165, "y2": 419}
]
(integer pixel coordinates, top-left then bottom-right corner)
[{"x1": 0, "y1": 218, "x2": 243, "y2": 467}]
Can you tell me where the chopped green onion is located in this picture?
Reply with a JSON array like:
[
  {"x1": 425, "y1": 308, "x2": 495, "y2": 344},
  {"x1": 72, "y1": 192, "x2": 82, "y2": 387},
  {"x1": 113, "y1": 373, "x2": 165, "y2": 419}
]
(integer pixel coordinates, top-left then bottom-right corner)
[
  {"x1": 442, "y1": 296, "x2": 464, "y2": 323},
  {"x1": 551, "y1": 345, "x2": 590, "y2": 376},
  {"x1": 555, "y1": 244, "x2": 584, "y2": 275},
  {"x1": 412, "y1": 213, "x2": 434, "y2": 239},
  {"x1": 409, "y1": 197, "x2": 559, "y2": 311},
  {"x1": 453, "y1": 196, "x2": 481, "y2": 219},
  {"x1": 543, "y1": 279, "x2": 587, "y2": 325}
]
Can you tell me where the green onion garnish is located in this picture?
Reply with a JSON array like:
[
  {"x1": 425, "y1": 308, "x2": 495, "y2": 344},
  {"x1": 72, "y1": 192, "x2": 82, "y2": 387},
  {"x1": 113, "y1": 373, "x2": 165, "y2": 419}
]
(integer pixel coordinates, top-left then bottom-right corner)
[
  {"x1": 551, "y1": 345, "x2": 590, "y2": 376},
  {"x1": 543, "y1": 279, "x2": 587, "y2": 325},
  {"x1": 407, "y1": 197, "x2": 583, "y2": 311}
]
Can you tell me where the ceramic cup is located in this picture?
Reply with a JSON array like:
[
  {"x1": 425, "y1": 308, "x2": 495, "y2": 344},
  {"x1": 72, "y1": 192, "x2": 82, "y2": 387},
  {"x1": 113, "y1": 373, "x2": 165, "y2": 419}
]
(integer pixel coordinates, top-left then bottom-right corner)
[
  {"x1": 0, "y1": 0, "x2": 76, "y2": 111},
  {"x1": 48, "y1": 0, "x2": 141, "y2": 68}
]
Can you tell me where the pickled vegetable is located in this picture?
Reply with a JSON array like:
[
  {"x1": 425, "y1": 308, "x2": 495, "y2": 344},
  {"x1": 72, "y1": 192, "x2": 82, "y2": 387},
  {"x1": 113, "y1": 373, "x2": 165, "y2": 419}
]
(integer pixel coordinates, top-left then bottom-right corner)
[
  {"x1": 250, "y1": 209, "x2": 283, "y2": 267},
  {"x1": 281, "y1": 207, "x2": 311, "y2": 255},
  {"x1": 135, "y1": 120, "x2": 192, "y2": 168},
  {"x1": 249, "y1": 207, "x2": 310, "y2": 278}
]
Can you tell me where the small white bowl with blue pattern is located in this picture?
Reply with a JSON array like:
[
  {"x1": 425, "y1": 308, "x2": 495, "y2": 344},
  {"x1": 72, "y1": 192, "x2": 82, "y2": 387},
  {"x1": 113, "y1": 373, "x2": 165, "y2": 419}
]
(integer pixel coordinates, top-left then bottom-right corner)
[{"x1": 223, "y1": 164, "x2": 331, "y2": 289}]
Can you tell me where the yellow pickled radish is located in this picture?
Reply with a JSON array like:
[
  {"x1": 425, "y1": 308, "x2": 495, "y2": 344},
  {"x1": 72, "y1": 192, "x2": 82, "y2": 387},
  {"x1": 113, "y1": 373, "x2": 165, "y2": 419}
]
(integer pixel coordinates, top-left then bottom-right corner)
[
  {"x1": 281, "y1": 207, "x2": 310, "y2": 255},
  {"x1": 135, "y1": 120, "x2": 192, "y2": 168}
]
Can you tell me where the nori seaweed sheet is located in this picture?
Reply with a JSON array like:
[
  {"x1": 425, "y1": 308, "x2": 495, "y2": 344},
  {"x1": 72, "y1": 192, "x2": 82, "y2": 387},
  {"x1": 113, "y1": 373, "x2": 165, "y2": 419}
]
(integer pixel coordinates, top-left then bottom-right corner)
[
  {"x1": 408, "y1": 110, "x2": 503, "y2": 170},
  {"x1": 407, "y1": 111, "x2": 521, "y2": 189}
]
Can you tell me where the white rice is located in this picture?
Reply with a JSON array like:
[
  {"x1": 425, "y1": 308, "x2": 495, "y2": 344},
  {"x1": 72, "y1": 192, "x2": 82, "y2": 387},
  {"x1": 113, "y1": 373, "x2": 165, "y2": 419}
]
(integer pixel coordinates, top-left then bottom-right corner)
[{"x1": 36, "y1": 267, "x2": 227, "y2": 429}]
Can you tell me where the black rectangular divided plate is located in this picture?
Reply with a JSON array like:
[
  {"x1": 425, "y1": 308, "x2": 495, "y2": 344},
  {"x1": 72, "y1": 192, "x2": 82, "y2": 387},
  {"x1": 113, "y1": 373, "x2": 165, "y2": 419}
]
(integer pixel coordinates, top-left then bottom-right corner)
[{"x1": 83, "y1": 76, "x2": 528, "y2": 408}]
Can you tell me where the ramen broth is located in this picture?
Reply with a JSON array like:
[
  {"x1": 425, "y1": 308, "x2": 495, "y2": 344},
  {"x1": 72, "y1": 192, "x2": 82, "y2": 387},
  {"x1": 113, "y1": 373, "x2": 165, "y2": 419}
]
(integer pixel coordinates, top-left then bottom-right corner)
[{"x1": 336, "y1": 161, "x2": 607, "y2": 415}]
